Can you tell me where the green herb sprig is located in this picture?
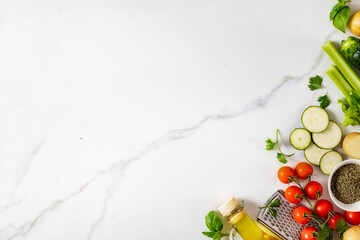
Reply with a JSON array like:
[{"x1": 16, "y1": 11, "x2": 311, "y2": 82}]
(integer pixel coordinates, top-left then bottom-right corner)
[
  {"x1": 308, "y1": 75, "x2": 323, "y2": 91},
  {"x1": 202, "y1": 211, "x2": 228, "y2": 240},
  {"x1": 266, "y1": 129, "x2": 294, "y2": 164},
  {"x1": 318, "y1": 93, "x2": 331, "y2": 109},
  {"x1": 259, "y1": 199, "x2": 281, "y2": 218},
  {"x1": 330, "y1": 0, "x2": 351, "y2": 33}
]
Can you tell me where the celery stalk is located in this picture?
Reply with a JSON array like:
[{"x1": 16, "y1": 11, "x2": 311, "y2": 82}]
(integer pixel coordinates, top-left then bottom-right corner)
[
  {"x1": 326, "y1": 65, "x2": 353, "y2": 99},
  {"x1": 323, "y1": 40, "x2": 360, "y2": 92}
]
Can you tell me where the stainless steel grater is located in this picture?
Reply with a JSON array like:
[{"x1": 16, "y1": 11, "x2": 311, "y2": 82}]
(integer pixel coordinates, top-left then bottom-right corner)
[{"x1": 257, "y1": 190, "x2": 321, "y2": 240}]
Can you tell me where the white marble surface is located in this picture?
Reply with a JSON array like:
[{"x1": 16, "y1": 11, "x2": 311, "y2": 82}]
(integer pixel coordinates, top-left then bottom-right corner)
[{"x1": 0, "y1": 0, "x2": 359, "y2": 239}]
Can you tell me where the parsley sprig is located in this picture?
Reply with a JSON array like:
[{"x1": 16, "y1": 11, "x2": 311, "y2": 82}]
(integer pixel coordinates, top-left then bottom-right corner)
[
  {"x1": 318, "y1": 93, "x2": 331, "y2": 109},
  {"x1": 266, "y1": 129, "x2": 294, "y2": 164},
  {"x1": 308, "y1": 75, "x2": 323, "y2": 90}
]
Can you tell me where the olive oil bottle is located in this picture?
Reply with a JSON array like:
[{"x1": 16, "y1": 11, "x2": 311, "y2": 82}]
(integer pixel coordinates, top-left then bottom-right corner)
[{"x1": 218, "y1": 197, "x2": 280, "y2": 240}]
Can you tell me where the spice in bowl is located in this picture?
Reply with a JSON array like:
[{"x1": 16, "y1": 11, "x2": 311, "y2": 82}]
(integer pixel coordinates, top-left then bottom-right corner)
[{"x1": 330, "y1": 164, "x2": 360, "y2": 204}]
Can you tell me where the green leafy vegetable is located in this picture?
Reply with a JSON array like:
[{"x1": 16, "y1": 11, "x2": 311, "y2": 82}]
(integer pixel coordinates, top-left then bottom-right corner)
[
  {"x1": 316, "y1": 225, "x2": 333, "y2": 240},
  {"x1": 266, "y1": 138, "x2": 276, "y2": 150},
  {"x1": 259, "y1": 198, "x2": 281, "y2": 218},
  {"x1": 334, "y1": 217, "x2": 349, "y2": 232},
  {"x1": 268, "y1": 198, "x2": 280, "y2": 208},
  {"x1": 330, "y1": 0, "x2": 351, "y2": 33},
  {"x1": 308, "y1": 75, "x2": 323, "y2": 90},
  {"x1": 338, "y1": 90, "x2": 360, "y2": 126},
  {"x1": 205, "y1": 211, "x2": 223, "y2": 232},
  {"x1": 323, "y1": 41, "x2": 360, "y2": 126},
  {"x1": 202, "y1": 211, "x2": 226, "y2": 240},
  {"x1": 266, "y1": 129, "x2": 294, "y2": 164},
  {"x1": 318, "y1": 93, "x2": 331, "y2": 108}
]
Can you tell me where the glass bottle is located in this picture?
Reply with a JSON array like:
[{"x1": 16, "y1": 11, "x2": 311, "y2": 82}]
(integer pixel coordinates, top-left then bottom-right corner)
[{"x1": 218, "y1": 197, "x2": 280, "y2": 240}]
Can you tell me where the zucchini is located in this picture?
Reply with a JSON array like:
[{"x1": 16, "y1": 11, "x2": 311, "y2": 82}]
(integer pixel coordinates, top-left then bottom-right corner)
[
  {"x1": 312, "y1": 121, "x2": 342, "y2": 149},
  {"x1": 304, "y1": 142, "x2": 331, "y2": 166},
  {"x1": 290, "y1": 128, "x2": 311, "y2": 150},
  {"x1": 301, "y1": 106, "x2": 329, "y2": 133},
  {"x1": 319, "y1": 151, "x2": 343, "y2": 175}
]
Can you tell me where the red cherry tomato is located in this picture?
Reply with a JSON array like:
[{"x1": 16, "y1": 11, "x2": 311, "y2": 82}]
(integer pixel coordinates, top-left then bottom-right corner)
[
  {"x1": 295, "y1": 162, "x2": 313, "y2": 180},
  {"x1": 345, "y1": 211, "x2": 360, "y2": 225},
  {"x1": 315, "y1": 199, "x2": 333, "y2": 218},
  {"x1": 278, "y1": 166, "x2": 295, "y2": 184},
  {"x1": 285, "y1": 186, "x2": 304, "y2": 204},
  {"x1": 293, "y1": 206, "x2": 312, "y2": 224},
  {"x1": 301, "y1": 227, "x2": 318, "y2": 240},
  {"x1": 304, "y1": 181, "x2": 323, "y2": 200},
  {"x1": 328, "y1": 213, "x2": 346, "y2": 230}
]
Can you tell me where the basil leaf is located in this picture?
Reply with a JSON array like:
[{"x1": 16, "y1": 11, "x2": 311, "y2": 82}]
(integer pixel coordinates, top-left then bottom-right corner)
[
  {"x1": 213, "y1": 231, "x2": 224, "y2": 240},
  {"x1": 330, "y1": 3, "x2": 344, "y2": 21},
  {"x1": 202, "y1": 232, "x2": 216, "y2": 238},
  {"x1": 269, "y1": 208, "x2": 277, "y2": 218},
  {"x1": 269, "y1": 199, "x2": 280, "y2": 208},
  {"x1": 205, "y1": 211, "x2": 223, "y2": 232},
  {"x1": 333, "y1": 6, "x2": 350, "y2": 33}
]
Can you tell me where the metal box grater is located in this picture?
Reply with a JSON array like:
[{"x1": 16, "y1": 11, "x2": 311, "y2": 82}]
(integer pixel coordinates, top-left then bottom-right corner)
[{"x1": 257, "y1": 190, "x2": 321, "y2": 240}]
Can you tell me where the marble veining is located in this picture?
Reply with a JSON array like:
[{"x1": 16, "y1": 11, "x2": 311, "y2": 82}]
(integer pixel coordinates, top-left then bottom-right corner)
[{"x1": 0, "y1": 0, "x2": 357, "y2": 239}]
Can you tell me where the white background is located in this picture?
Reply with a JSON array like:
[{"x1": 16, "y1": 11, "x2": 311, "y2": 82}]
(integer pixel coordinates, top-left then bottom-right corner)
[{"x1": 0, "y1": 0, "x2": 359, "y2": 239}]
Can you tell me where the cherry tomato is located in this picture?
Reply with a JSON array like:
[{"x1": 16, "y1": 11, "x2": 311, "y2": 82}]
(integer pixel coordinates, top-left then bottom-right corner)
[
  {"x1": 293, "y1": 206, "x2": 312, "y2": 224},
  {"x1": 304, "y1": 181, "x2": 323, "y2": 200},
  {"x1": 295, "y1": 162, "x2": 313, "y2": 180},
  {"x1": 285, "y1": 186, "x2": 304, "y2": 204},
  {"x1": 301, "y1": 227, "x2": 318, "y2": 240},
  {"x1": 328, "y1": 213, "x2": 346, "y2": 230},
  {"x1": 278, "y1": 166, "x2": 295, "y2": 184},
  {"x1": 315, "y1": 199, "x2": 333, "y2": 218},
  {"x1": 345, "y1": 211, "x2": 360, "y2": 225}
]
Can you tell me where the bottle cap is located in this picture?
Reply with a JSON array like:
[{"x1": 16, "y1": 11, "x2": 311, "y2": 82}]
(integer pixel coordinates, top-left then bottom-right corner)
[{"x1": 218, "y1": 197, "x2": 243, "y2": 219}]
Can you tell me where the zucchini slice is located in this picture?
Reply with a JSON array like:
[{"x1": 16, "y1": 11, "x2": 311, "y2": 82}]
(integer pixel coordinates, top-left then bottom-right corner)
[
  {"x1": 301, "y1": 106, "x2": 329, "y2": 133},
  {"x1": 290, "y1": 128, "x2": 311, "y2": 150},
  {"x1": 304, "y1": 142, "x2": 331, "y2": 166},
  {"x1": 312, "y1": 121, "x2": 342, "y2": 149},
  {"x1": 319, "y1": 151, "x2": 343, "y2": 175}
]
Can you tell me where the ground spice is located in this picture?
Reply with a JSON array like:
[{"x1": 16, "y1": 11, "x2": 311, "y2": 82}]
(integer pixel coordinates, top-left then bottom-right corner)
[{"x1": 331, "y1": 164, "x2": 360, "y2": 204}]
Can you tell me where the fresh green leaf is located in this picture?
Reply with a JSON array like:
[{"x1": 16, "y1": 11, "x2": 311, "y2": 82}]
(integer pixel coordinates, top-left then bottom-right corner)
[
  {"x1": 316, "y1": 225, "x2": 333, "y2": 240},
  {"x1": 338, "y1": 90, "x2": 360, "y2": 126},
  {"x1": 202, "y1": 232, "x2": 216, "y2": 238},
  {"x1": 330, "y1": 2, "x2": 344, "y2": 21},
  {"x1": 318, "y1": 93, "x2": 331, "y2": 108},
  {"x1": 205, "y1": 211, "x2": 223, "y2": 232},
  {"x1": 333, "y1": 6, "x2": 350, "y2": 33},
  {"x1": 213, "y1": 231, "x2": 224, "y2": 240},
  {"x1": 334, "y1": 218, "x2": 349, "y2": 232},
  {"x1": 269, "y1": 199, "x2": 281, "y2": 208},
  {"x1": 269, "y1": 208, "x2": 277, "y2": 218},
  {"x1": 265, "y1": 138, "x2": 276, "y2": 150},
  {"x1": 308, "y1": 75, "x2": 323, "y2": 90},
  {"x1": 277, "y1": 152, "x2": 288, "y2": 164}
]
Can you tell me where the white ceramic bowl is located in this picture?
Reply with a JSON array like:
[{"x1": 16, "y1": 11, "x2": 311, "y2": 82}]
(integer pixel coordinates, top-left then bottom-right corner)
[{"x1": 328, "y1": 159, "x2": 360, "y2": 211}]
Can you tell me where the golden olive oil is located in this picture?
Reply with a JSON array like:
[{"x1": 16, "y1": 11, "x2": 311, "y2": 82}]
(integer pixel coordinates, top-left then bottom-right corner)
[{"x1": 218, "y1": 197, "x2": 280, "y2": 240}]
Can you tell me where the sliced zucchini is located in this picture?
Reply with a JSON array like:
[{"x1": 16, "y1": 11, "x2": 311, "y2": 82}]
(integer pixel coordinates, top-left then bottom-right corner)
[
  {"x1": 319, "y1": 151, "x2": 343, "y2": 175},
  {"x1": 301, "y1": 106, "x2": 329, "y2": 133},
  {"x1": 290, "y1": 128, "x2": 311, "y2": 150},
  {"x1": 312, "y1": 121, "x2": 342, "y2": 149},
  {"x1": 304, "y1": 142, "x2": 331, "y2": 166}
]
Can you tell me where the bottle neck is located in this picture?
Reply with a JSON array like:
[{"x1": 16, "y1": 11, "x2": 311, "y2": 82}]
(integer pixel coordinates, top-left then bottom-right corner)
[{"x1": 228, "y1": 209, "x2": 247, "y2": 225}]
